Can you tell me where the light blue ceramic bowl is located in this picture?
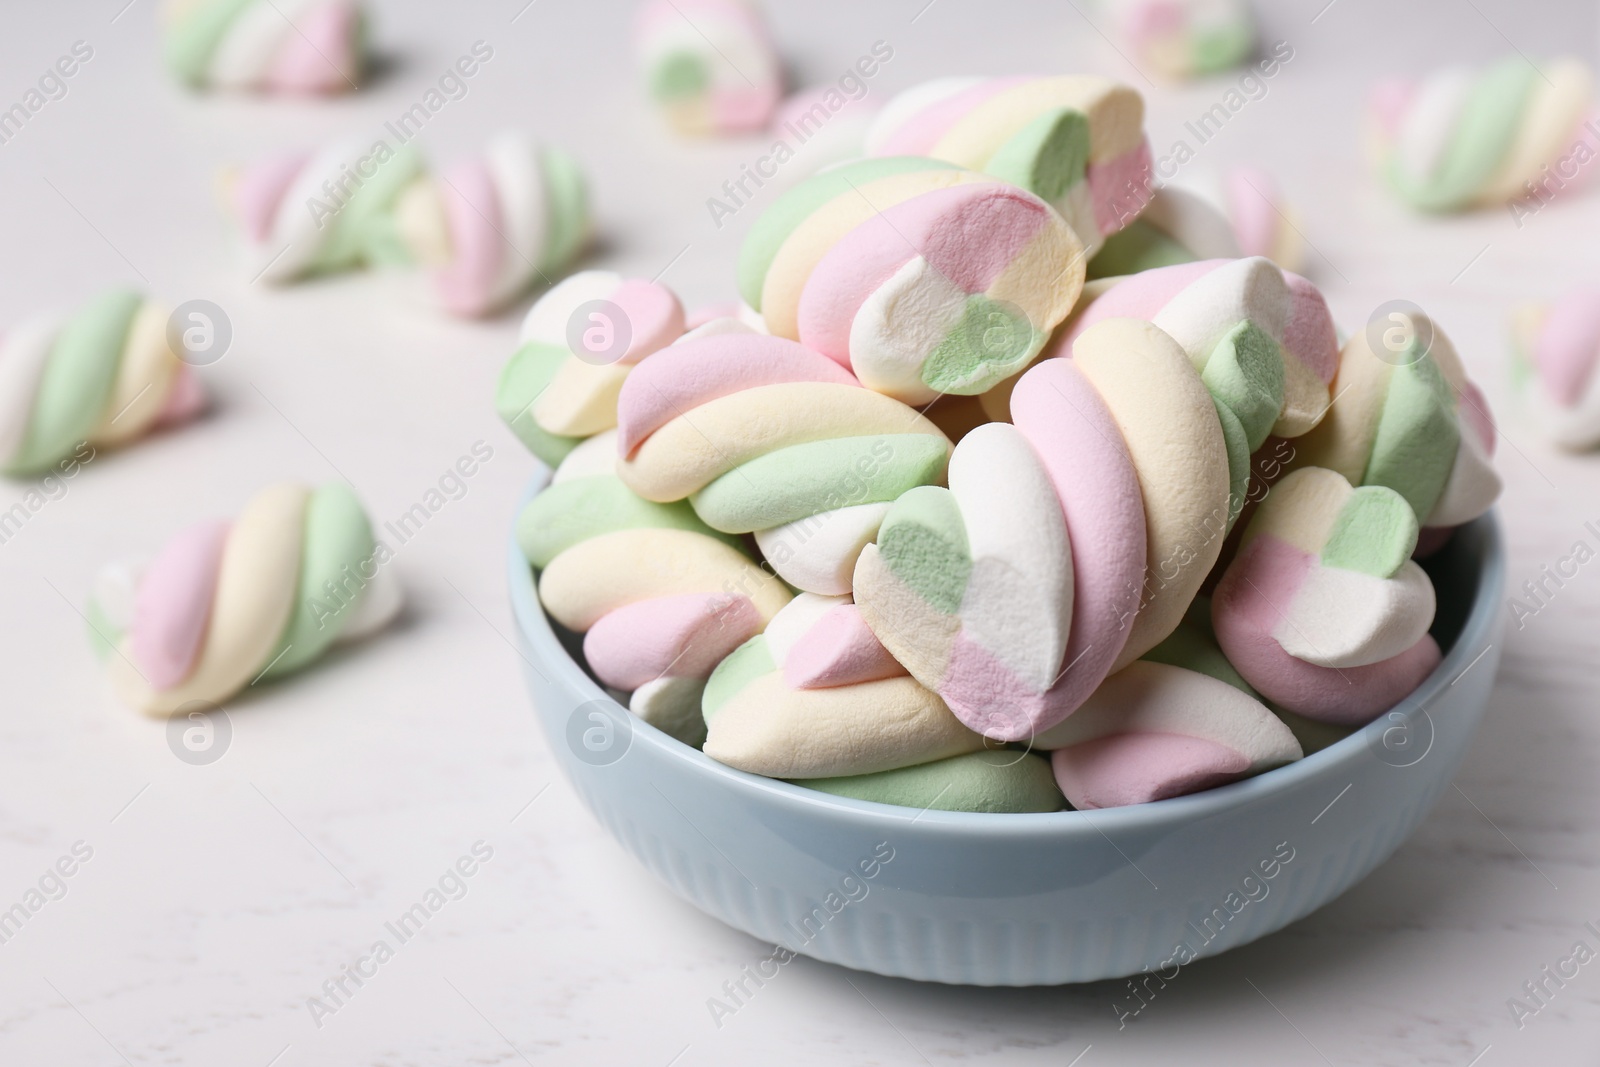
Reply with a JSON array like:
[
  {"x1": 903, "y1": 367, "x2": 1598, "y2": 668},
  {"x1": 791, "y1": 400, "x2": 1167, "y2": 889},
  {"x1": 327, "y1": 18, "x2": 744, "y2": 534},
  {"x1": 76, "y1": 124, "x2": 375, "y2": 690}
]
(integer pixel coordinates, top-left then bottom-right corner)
[{"x1": 510, "y1": 475, "x2": 1505, "y2": 986}]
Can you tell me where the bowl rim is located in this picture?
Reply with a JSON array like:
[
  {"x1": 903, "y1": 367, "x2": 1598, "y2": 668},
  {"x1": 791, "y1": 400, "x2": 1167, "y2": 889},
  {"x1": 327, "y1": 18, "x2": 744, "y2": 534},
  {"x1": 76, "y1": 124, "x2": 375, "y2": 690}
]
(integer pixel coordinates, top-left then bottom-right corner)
[{"x1": 510, "y1": 472, "x2": 1506, "y2": 835}]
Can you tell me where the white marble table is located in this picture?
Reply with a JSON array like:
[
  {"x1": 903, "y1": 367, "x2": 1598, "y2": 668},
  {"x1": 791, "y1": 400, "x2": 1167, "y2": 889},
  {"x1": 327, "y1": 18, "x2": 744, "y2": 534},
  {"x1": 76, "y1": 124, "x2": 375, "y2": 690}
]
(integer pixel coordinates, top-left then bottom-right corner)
[{"x1": 1, "y1": 0, "x2": 1597, "y2": 1062}]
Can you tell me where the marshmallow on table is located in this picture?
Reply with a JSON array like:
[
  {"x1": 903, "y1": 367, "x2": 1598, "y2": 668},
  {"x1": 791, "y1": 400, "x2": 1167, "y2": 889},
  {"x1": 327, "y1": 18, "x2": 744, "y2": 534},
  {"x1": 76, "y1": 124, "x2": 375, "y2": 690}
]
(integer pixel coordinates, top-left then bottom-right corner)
[
  {"x1": 1512, "y1": 288, "x2": 1600, "y2": 451},
  {"x1": 865, "y1": 77, "x2": 1153, "y2": 257},
  {"x1": 855, "y1": 317, "x2": 1234, "y2": 741},
  {"x1": 635, "y1": 0, "x2": 781, "y2": 136},
  {"x1": 228, "y1": 132, "x2": 589, "y2": 316},
  {"x1": 702, "y1": 592, "x2": 989, "y2": 780},
  {"x1": 521, "y1": 432, "x2": 791, "y2": 745},
  {"x1": 1368, "y1": 56, "x2": 1595, "y2": 213},
  {"x1": 1035, "y1": 660, "x2": 1300, "y2": 810},
  {"x1": 1287, "y1": 309, "x2": 1501, "y2": 533},
  {"x1": 1211, "y1": 467, "x2": 1441, "y2": 725},
  {"x1": 0, "y1": 291, "x2": 205, "y2": 477},
  {"x1": 1090, "y1": 169, "x2": 1302, "y2": 278},
  {"x1": 89, "y1": 483, "x2": 401, "y2": 716},
  {"x1": 614, "y1": 330, "x2": 953, "y2": 596},
  {"x1": 795, "y1": 751, "x2": 1064, "y2": 814},
  {"x1": 1103, "y1": 0, "x2": 1256, "y2": 81},
  {"x1": 737, "y1": 156, "x2": 1086, "y2": 404},
  {"x1": 163, "y1": 0, "x2": 365, "y2": 94},
  {"x1": 496, "y1": 272, "x2": 686, "y2": 468}
]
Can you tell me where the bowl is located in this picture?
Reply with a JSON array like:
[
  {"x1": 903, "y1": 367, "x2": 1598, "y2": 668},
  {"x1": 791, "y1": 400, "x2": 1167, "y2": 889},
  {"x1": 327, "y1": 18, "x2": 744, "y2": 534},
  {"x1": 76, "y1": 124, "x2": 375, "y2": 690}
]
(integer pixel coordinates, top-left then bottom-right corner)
[{"x1": 509, "y1": 474, "x2": 1505, "y2": 985}]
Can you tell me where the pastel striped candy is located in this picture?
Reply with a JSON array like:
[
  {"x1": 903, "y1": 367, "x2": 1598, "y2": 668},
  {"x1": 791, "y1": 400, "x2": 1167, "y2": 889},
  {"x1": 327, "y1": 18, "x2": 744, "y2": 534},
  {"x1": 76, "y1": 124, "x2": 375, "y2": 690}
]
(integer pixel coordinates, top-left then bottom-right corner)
[
  {"x1": 1288, "y1": 309, "x2": 1501, "y2": 531},
  {"x1": 738, "y1": 157, "x2": 1085, "y2": 403},
  {"x1": 1035, "y1": 661, "x2": 1300, "y2": 810},
  {"x1": 702, "y1": 592, "x2": 989, "y2": 780},
  {"x1": 521, "y1": 431, "x2": 791, "y2": 745},
  {"x1": 615, "y1": 332, "x2": 953, "y2": 595},
  {"x1": 164, "y1": 0, "x2": 365, "y2": 94},
  {"x1": 1089, "y1": 169, "x2": 1302, "y2": 279},
  {"x1": 854, "y1": 317, "x2": 1233, "y2": 740},
  {"x1": 1212, "y1": 467, "x2": 1442, "y2": 725},
  {"x1": 635, "y1": 0, "x2": 781, "y2": 136},
  {"x1": 864, "y1": 76, "x2": 1153, "y2": 256},
  {"x1": 1369, "y1": 56, "x2": 1595, "y2": 212},
  {"x1": 1104, "y1": 0, "x2": 1256, "y2": 81},
  {"x1": 1512, "y1": 288, "x2": 1600, "y2": 451},
  {"x1": 90, "y1": 483, "x2": 401, "y2": 716},
  {"x1": 496, "y1": 271, "x2": 685, "y2": 468},
  {"x1": 0, "y1": 291, "x2": 205, "y2": 476}
]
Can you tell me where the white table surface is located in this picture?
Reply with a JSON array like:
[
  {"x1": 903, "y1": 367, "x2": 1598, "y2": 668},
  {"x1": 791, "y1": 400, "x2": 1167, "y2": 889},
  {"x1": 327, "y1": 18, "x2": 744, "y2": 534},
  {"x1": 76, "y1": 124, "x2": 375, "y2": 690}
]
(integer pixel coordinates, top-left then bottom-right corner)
[{"x1": 2, "y1": 0, "x2": 1598, "y2": 1063}]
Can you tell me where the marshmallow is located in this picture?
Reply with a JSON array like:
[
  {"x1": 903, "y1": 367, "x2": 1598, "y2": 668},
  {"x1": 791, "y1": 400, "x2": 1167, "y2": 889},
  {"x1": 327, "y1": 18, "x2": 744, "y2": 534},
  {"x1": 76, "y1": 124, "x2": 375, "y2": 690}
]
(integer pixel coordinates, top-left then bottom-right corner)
[
  {"x1": 1369, "y1": 57, "x2": 1595, "y2": 212},
  {"x1": 1036, "y1": 661, "x2": 1301, "y2": 809},
  {"x1": 1287, "y1": 310, "x2": 1501, "y2": 529},
  {"x1": 1092, "y1": 169, "x2": 1302, "y2": 278},
  {"x1": 615, "y1": 332, "x2": 952, "y2": 594},
  {"x1": 228, "y1": 132, "x2": 589, "y2": 315},
  {"x1": 1512, "y1": 288, "x2": 1600, "y2": 450},
  {"x1": 1104, "y1": 0, "x2": 1256, "y2": 81},
  {"x1": 92, "y1": 482, "x2": 401, "y2": 715},
  {"x1": 795, "y1": 751, "x2": 1064, "y2": 813},
  {"x1": 864, "y1": 76, "x2": 1154, "y2": 256},
  {"x1": 1212, "y1": 467, "x2": 1442, "y2": 725},
  {"x1": 521, "y1": 431, "x2": 791, "y2": 744},
  {"x1": 164, "y1": 0, "x2": 364, "y2": 94},
  {"x1": 496, "y1": 272, "x2": 685, "y2": 467},
  {"x1": 738, "y1": 158, "x2": 1086, "y2": 403},
  {"x1": 635, "y1": 0, "x2": 782, "y2": 136},
  {"x1": 702, "y1": 593, "x2": 987, "y2": 778},
  {"x1": 0, "y1": 291, "x2": 205, "y2": 476}
]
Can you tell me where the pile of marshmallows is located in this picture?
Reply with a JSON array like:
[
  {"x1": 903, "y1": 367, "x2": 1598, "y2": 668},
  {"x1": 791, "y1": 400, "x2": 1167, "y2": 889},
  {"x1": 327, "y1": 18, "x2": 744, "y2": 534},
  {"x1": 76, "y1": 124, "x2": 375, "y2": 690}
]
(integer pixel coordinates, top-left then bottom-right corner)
[{"x1": 502, "y1": 74, "x2": 1503, "y2": 814}]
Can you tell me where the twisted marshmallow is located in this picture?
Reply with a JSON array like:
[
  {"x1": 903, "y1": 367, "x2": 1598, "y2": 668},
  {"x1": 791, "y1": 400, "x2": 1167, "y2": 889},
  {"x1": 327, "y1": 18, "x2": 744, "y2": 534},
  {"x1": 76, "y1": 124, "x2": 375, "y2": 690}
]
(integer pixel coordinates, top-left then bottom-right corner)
[
  {"x1": 0, "y1": 291, "x2": 205, "y2": 476},
  {"x1": 1089, "y1": 169, "x2": 1302, "y2": 279},
  {"x1": 1212, "y1": 467, "x2": 1441, "y2": 725},
  {"x1": 737, "y1": 157, "x2": 1085, "y2": 403},
  {"x1": 496, "y1": 271, "x2": 685, "y2": 468},
  {"x1": 635, "y1": 0, "x2": 781, "y2": 136},
  {"x1": 1512, "y1": 288, "x2": 1600, "y2": 450},
  {"x1": 1103, "y1": 0, "x2": 1256, "y2": 81},
  {"x1": 1369, "y1": 56, "x2": 1595, "y2": 212},
  {"x1": 92, "y1": 483, "x2": 400, "y2": 715},
  {"x1": 864, "y1": 76, "x2": 1153, "y2": 256},
  {"x1": 230, "y1": 132, "x2": 589, "y2": 316},
  {"x1": 522, "y1": 431, "x2": 790, "y2": 745},
  {"x1": 164, "y1": 0, "x2": 364, "y2": 94},
  {"x1": 615, "y1": 331, "x2": 953, "y2": 596}
]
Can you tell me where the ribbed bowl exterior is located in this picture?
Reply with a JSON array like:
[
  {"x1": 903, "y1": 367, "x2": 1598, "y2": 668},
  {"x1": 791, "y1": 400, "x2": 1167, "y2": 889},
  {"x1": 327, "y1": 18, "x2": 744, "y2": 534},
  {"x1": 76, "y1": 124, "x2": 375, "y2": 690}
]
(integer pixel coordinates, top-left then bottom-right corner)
[{"x1": 510, "y1": 484, "x2": 1504, "y2": 986}]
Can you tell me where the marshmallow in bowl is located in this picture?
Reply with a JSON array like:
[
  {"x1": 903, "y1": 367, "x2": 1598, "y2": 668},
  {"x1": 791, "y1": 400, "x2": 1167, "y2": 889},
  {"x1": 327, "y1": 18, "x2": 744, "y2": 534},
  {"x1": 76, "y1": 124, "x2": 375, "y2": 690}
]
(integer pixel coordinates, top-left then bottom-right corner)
[
  {"x1": 1103, "y1": 0, "x2": 1256, "y2": 81},
  {"x1": 738, "y1": 157, "x2": 1086, "y2": 403},
  {"x1": 1512, "y1": 289, "x2": 1600, "y2": 451},
  {"x1": 635, "y1": 0, "x2": 782, "y2": 136},
  {"x1": 615, "y1": 331, "x2": 952, "y2": 595},
  {"x1": 1212, "y1": 467, "x2": 1441, "y2": 725},
  {"x1": 702, "y1": 593, "x2": 988, "y2": 779},
  {"x1": 163, "y1": 0, "x2": 364, "y2": 95},
  {"x1": 1036, "y1": 661, "x2": 1300, "y2": 810},
  {"x1": 226, "y1": 132, "x2": 589, "y2": 316},
  {"x1": 864, "y1": 76, "x2": 1153, "y2": 256},
  {"x1": 0, "y1": 291, "x2": 205, "y2": 476},
  {"x1": 795, "y1": 751, "x2": 1064, "y2": 813},
  {"x1": 1288, "y1": 310, "x2": 1501, "y2": 531},
  {"x1": 91, "y1": 482, "x2": 401, "y2": 716},
  {"x1": 1368, "y1": 56, "x2": 1595, "y2": 213},
  {"x1": 521, "y1": 432, "x2": 791, "y2": 745},
  {"x1": 496, "y1": 272, "x2": 686, "y2": 468}
]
